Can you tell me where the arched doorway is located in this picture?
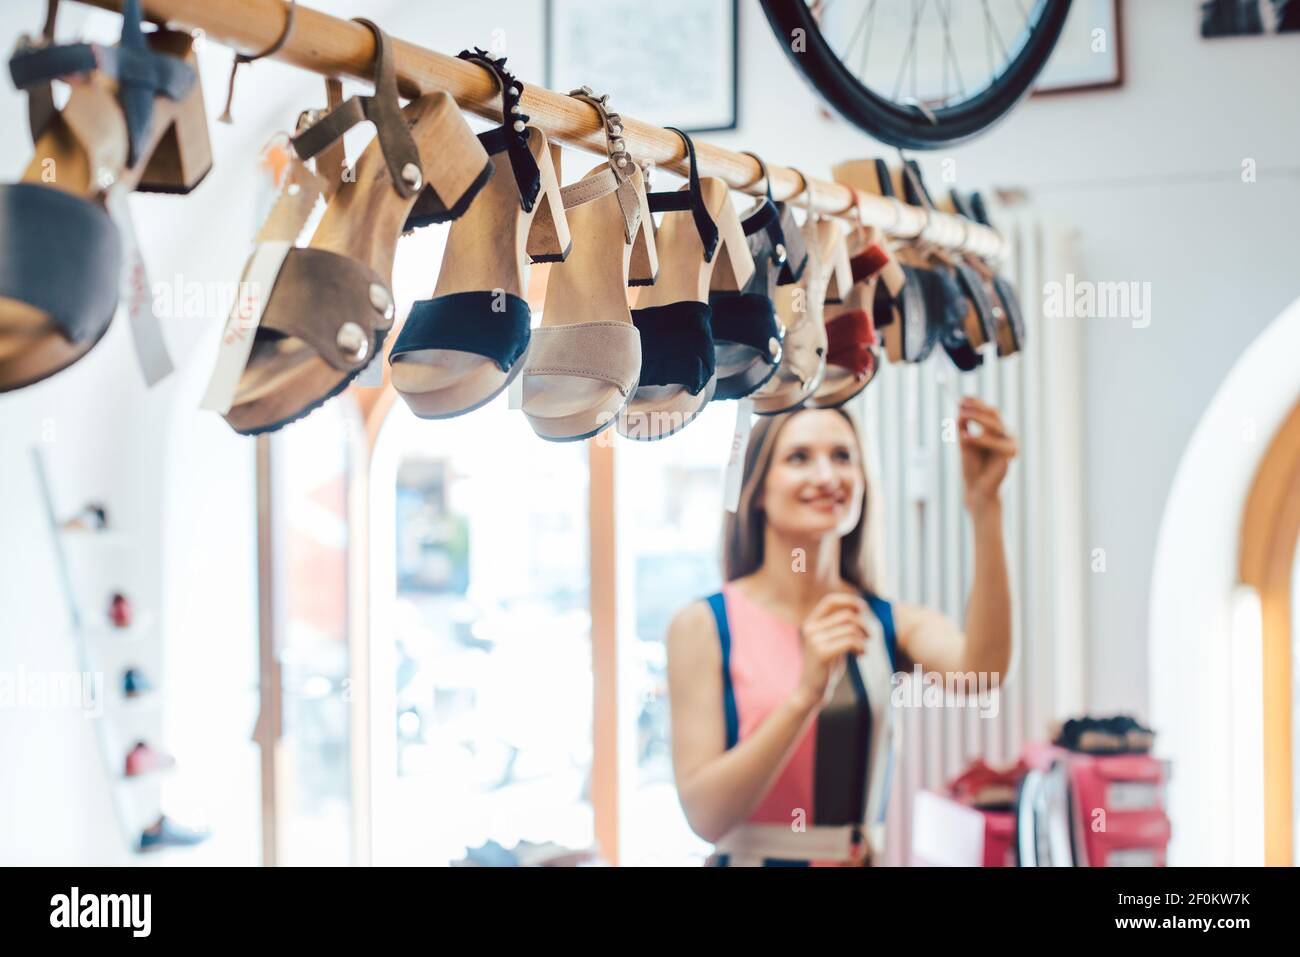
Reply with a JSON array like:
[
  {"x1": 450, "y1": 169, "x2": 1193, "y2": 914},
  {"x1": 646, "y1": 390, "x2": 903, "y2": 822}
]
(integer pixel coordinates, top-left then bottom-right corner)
[{"x1": 1150, "y1": 294, "x2": 1300, "y2": 866}]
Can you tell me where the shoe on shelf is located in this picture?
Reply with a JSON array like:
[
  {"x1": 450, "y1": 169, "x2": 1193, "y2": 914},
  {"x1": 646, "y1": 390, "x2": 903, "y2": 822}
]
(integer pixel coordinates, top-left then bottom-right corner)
[
  {"x1": 122, "y1": 667, "x2": 152, "y2": 698},
  {"x1": 949, "y1": 758, "x2": 1029, "y2": 810},
  {"x1": 108, "y1": 592, "x2": 132, "y2": 629},
  {"x1": 138, "y1": 814, "x2": 210, "y2": 853},
  {"x1": 61, "y1": 502, "x2": 109, "y2": 532},
  {"x1": 124, "y1": 741, "x2": 175, "y2": 777}
]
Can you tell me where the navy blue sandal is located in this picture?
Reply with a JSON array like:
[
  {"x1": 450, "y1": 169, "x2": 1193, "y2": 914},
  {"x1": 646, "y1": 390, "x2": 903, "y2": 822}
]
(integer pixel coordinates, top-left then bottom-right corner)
[
  {"x1": 388, "y1": 49, "x2": 569, "y2": 419},
  {"x1": 617, "y1": 128, "x2": 754, "y2": 441},
  {"x1": 707, "y1": 152, "x2": 808, "y2": 401}
]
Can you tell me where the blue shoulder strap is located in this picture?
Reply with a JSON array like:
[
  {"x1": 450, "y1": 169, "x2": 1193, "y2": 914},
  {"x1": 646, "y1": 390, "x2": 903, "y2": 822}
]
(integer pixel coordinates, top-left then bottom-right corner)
[
  {"x1": 864, "y1": 592, "x2": 899, "y2": 673},
  {"x1": 705, "y1": 592, "x2": 740, "y2": 749}
]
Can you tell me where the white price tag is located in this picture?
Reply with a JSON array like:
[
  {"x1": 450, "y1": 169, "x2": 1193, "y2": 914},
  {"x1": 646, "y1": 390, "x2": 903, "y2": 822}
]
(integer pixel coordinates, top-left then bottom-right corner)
[
  {"x1": 723, "y1": 398, "x2": 754, "y2": 512},
  {"x1": 199, "y1": 241, "x2": 292, "y2": 413},
  {"x1": 104, "y1": 185, "x2": 173, "y2": 386}
]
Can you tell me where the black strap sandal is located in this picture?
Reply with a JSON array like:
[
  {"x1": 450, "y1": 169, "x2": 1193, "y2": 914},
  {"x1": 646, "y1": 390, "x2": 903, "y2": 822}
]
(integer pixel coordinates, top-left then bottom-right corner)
[
  {"x1": 708, "y1": 152, "x2": 810, "y2": 401},
  {"x1": 618, "y1": 128, "x2": 754, "y2": 440},
  {"x1": 387, "y1": 48, "x2": 570, "y2": 420}
]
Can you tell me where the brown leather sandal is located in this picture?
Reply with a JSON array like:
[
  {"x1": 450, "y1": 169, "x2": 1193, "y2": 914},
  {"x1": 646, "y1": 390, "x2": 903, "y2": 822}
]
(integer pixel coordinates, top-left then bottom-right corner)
[
  {"x1": 215, "y1": 20, "x2": 492, "y2": 435},
  {"x1": 0, "y1": 0, "x2": 210, "y2": 392}
]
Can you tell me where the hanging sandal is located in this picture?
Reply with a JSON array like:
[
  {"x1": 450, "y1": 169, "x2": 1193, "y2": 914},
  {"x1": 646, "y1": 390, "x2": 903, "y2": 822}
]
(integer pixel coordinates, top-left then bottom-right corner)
[
  {"x1": 751, "y1": 177, "x2": 849, "y2": 415},
  {"x1": 706, "y1": 152, "x2": 807, "y2": 400},
  {"x1": 809, "y1": 226, "x2": 891, "y2": 408},
  {"x1": 966, "y1": 191, "x2": 1026, "y2": 357},
  {"x1": 216, "y1": 20, "x2": 492, "y2": 434},
  {"x1": 616, "y1": 128, "x2": 754, "y2": 441},
  {"x1": 388, "y1": 48, "x2": 569, "y2": 419},
  {"x1": 520, "y1": 87, "x2": 655, "y2": 442},
  {"x1": 0, "y1": 0, "x2": 210, "y2": 392}
]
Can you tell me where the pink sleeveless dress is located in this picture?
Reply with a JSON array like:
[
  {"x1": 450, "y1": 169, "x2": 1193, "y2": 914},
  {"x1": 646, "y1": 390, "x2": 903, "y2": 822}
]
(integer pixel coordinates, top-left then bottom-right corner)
[{"x1": 704, "y1": 583, "x2": 899, "y2": 867}]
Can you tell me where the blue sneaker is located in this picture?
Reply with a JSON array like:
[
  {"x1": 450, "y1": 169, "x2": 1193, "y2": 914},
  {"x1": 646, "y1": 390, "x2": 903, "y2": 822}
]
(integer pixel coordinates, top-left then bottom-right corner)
[
  {"x1": 123, "y1": 668, "x2": 152, "y2": 698},
  {"x1": 138, "y1": 816, "x2": 210, "y2": 853}
]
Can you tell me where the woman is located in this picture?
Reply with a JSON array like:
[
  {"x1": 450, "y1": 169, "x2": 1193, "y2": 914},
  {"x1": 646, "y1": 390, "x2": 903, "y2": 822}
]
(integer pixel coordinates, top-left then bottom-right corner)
[{"x1": 666, "y1": 398, "x2": 1017, "y2": 866}]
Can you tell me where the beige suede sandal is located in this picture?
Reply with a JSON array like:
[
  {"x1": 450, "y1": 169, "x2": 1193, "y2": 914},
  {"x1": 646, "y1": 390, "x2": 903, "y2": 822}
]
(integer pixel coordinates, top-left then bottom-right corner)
[{"x1": 521, "y1": 87, "x2": 657, "y2": 442}]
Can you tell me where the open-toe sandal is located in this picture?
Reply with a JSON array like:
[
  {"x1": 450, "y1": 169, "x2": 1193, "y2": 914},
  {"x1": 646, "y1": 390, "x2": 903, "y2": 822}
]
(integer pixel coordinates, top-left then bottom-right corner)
[
  {"x1": 752, "y1": 180, "x2": 848, "y2": 415},
  {"x1": 706, "y1": 152, "x2": 807, "y2": 400},
  {"x1": 218, "y1": 20, "x2": 490, "y2": 434},
  {"x1": 830, "y1": 159, "x2": 933, "y2": 366},
  {"x1": 388, "y1": 48, "x2": 569, "y2": 419},
  {"x1": 0, "y1": 0, "x2": 210, "y2": 392},
  {"x1": 965, "y1": 191, "x2": 1026, "y2": 356},
  {"x1": 520, "y1": 87, "x2": 655, "y2": 442},
  {"x1": 809, "y1": 227, "x2": 891, "y2": 408},
  {"x1": 616, "y1": 128, "x2": 754, "y2": 441},
  {"x1": 896, "y1": 162, "x2": 993, "y2": 373}
]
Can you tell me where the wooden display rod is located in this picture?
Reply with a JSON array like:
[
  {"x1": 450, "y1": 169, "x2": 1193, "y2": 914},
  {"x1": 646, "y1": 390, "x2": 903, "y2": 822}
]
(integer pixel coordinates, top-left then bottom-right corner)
[{"x1": 74, "y1": 0, "x2": 1006, "y2": 259}]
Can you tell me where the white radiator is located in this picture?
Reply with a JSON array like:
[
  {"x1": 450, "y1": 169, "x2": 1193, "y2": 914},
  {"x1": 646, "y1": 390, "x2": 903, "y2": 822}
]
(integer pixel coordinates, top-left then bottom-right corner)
[{"x1": 851, "y1": 210, "x2": 1087, "y2": 866}]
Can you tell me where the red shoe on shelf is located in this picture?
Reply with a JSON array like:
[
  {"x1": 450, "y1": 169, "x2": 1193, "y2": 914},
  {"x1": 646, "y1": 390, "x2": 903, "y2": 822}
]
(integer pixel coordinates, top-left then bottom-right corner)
[
  {"x1": 949, "y1": 758, "x2": 1029, "y2": 810},
  {"x1": 124, "y1": 741, "x2": 175, "y2": 778},
  {"x1": 108, "y1": 592, "x2": 133, "y2": 629}
]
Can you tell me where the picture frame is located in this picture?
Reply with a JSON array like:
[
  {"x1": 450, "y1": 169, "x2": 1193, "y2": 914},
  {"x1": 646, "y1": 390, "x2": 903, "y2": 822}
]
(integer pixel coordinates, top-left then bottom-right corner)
[
  {"x1": 545, "y1": 0, "x2": 739, "y2": 133},
  {"x1": 1034, "y1": 0, "x2": 1124, "y2": 96}
]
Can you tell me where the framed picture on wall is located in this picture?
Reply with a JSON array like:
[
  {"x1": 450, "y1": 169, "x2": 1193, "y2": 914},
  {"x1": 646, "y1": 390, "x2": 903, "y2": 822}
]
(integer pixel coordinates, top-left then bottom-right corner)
[
  {"x1": 1201, "y1": 0, "x2": 1300, "y2": 37},
  {"x1": 1034, "y1": 0, "x2": 1124, "y2": 95},
  {"x1": 545, "y1": 0, "x2": 738, "y2": 132}
]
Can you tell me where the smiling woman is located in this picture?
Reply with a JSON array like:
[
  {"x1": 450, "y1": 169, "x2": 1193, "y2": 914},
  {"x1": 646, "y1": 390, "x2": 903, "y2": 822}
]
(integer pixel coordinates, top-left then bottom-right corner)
[{"x1": 666, "y1": 402, "x2": 1016, "y2": 865}]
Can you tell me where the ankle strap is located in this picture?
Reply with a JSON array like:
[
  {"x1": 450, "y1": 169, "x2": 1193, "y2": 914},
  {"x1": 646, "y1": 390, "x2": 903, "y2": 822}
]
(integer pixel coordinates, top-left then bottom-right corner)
[
  {"x1": 647, "y1": 127, "x2": 719, "y2": 262},
  {"x1": 565, "y1": 86, "x2": 643, "y2": 243},
  {"x1": 738, "y1": 151, "x2": 792, "y2": 269},
  {"x1": 9, "y1": 0, "x2": 195, "y2": 166},
  {"x1": 457, "y1": 47, "x2": 540, "y2": 213},
  {"x1": 290, "y1": 18, "x2": 422, "y2": 199}
]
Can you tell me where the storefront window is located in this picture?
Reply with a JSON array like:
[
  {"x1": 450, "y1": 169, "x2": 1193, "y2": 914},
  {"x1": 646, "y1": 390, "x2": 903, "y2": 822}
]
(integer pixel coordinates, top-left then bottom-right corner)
[
  {"x1": 372, "y1": 394, "x2": 592, "y2": 865},
  {"x1": 615, "y1": 401, "x2": 735, "y2": 864}
]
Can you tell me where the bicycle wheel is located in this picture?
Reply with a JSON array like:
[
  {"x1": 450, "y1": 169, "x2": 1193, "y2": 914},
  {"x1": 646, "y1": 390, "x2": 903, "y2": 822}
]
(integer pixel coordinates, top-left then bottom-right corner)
[{"x1": 760, "y1": 0, "x2": 1073, "y2": 149}]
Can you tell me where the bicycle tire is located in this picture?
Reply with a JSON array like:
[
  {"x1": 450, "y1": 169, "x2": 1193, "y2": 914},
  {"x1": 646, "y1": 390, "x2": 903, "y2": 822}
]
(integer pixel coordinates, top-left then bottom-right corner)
[{"x1": 760, "y1": 0, "x2": 1073, "y2": 149}]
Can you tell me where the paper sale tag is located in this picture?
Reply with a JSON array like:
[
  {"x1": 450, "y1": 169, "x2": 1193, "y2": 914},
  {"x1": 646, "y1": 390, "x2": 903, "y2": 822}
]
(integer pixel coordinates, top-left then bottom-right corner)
[
  {"x1": 723, "y1": 398, "x2": 754, "y2": 512},
  {"x1": 202, "y1": 143, "x2": 328, "y2": 414},
  {"x1": 104, "y1": 185, "x2": 173, "y2": 386},
  {"x1": 199, "y1": 240, "x2": 292, "y2": 413}
]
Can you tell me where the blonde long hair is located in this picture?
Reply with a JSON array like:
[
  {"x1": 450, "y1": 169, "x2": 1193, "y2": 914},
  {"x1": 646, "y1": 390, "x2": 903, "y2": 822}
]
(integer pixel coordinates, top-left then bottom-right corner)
[{"x1": 722, "y1": 406, "x2": 885, "y2": 595}]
